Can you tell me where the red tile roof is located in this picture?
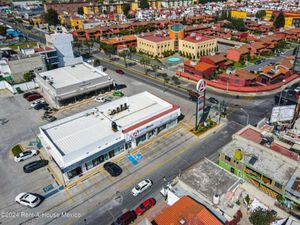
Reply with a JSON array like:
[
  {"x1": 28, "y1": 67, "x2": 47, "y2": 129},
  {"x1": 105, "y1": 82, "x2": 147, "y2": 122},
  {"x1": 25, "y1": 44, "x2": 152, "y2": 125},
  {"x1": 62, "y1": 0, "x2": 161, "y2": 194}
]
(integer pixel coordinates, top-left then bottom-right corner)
[
  {"x1": 153, "y1": 196, "x2": 223, "y2": 225},
  {"x1": 140, "y1": 34, "x2": 171, "y2": 42},
  {"x1": 183, "y1": 33, "x2": 213, "y2": 43}
]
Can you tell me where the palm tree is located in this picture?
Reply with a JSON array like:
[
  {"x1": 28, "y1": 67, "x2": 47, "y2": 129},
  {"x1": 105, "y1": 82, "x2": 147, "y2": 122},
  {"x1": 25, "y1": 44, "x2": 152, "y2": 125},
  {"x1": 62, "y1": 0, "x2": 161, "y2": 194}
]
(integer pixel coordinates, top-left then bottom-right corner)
[{"x1": 118, "y1": 50, "x2": 129, "y2": 67}]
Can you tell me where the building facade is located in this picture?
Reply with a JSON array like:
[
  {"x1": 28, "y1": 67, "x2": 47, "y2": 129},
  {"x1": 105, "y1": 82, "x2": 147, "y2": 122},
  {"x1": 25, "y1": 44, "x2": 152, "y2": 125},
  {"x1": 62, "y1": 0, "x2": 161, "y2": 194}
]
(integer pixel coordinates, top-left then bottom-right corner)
[
  {"x1": 39, "y1": 92, "x2": 180, "y2": 183},
  {"x1": 45, "y1": 32, "x2": 83, "y2": 67},
  {"x1": 179, "y1": 33, "x2": 217, "y2": 59},
  {"x1": 137, "y1": 34, "x2": 175, "y2": 58},
  {"x1": 35, "y1": 63, "x2": 113, "y2": 108}
]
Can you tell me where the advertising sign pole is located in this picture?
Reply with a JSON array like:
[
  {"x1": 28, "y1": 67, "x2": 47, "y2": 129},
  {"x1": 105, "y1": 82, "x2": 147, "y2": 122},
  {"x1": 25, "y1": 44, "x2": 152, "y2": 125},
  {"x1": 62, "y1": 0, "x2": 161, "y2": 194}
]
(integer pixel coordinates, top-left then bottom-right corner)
[{"x1": 195, "y1": 79, "x2": 206, "y2": 131}]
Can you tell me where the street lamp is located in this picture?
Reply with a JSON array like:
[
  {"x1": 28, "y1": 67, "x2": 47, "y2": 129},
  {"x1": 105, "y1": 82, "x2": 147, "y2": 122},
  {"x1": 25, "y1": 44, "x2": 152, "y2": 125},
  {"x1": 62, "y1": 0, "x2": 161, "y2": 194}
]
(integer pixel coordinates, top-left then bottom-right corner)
[
  {"x1": 278, "y1": 79, "x2": 286, "y2": 106},
  {"x1": 240, "y1": 108, "x2": 249, "y2": 125}
]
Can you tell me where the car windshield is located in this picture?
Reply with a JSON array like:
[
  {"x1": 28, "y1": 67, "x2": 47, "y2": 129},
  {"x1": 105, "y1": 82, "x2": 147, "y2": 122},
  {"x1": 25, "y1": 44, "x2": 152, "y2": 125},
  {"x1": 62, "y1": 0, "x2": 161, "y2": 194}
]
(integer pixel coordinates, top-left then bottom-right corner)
[{"x1": 139, "y1": 204, "x2": 145, "y2": 210}]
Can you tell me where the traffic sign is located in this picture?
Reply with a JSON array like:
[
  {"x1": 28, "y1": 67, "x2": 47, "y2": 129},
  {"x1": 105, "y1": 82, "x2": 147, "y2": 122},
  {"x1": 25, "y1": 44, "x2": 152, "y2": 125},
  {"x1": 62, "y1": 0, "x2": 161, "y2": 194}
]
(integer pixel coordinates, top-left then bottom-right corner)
[{"x1": 196, "y1": 79, "x2": 206, "y2": 93}]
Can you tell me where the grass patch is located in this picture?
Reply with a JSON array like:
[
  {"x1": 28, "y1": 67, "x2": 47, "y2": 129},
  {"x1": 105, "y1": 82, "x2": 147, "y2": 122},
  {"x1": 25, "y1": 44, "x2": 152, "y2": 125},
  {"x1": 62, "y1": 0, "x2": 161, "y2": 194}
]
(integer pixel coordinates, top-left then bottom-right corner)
[
  {"x1": 11, "y1": 144, "x2": 23, "y2": 156},
  {"x1": 233, "y1": 62, "x2": 246, "y2": 69},
  {"x1": 9, "y1": 41, "x2": 37, "y2": 50},
  {"x1": 191, "y1": 119, "x2": 217, "y2": 136}
]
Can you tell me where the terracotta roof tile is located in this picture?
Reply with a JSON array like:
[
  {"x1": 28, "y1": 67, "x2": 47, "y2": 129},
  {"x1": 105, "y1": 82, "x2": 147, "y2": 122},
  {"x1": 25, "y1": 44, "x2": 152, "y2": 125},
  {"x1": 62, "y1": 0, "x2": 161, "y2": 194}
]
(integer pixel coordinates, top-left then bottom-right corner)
[{"x1": 153, "y1": 196, "x2": 223, "y2": 225}]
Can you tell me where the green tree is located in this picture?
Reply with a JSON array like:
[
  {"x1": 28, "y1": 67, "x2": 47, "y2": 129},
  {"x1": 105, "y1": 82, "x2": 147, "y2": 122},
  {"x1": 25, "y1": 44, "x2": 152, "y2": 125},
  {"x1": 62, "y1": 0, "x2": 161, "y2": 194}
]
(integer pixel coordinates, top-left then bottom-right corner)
[
  {"x1": 140, "y1": 57, "x2": 150, "y2": 74},
  {"x1": 100, "y1": 42, "x2": 116, "y2": 58},
  {"x1": 256, "y1": 10, "x2": 266, "y2": 19},
  {"x1": 140, "y1": 0, "x2": 149, "y2": 9},
  {"x1": 93, "y1": 58, "x2": 101, "y2": 67},
  {"x1": 274, "y1": 12, "x2": 285, "y2": 28},
  {"x1": 77, "y1": 7, "x2": 84, "y2": 15},
  {"x1": 23, "y1": 71, "x2": 35, "y2": 81},
  {"x1": 120, "y1": 30, "x2": 131, "y2": 35},
  {"x1": 134, "y1": 26, "x2": 146, "y2": 34},
  {"x1": 122, "y1": 4, "x2": 130, "y2": 17},
  {"x1": 128, "y1": 46, "x2": 136, "y2": 53},
  {"x1": 84, "y1": 40, "x2": 94, "y2": 55},
  {"x1": 0, "y1": 25, "x2": 6, "y2": 36},
  {"x1": 182, "y1": 16, "x2": 187, "y2": 25},
  {"x1": 118, "y1": 50, "x2": 129, "y2": 67},
  {"x1": 42, "y1": 8, "x2": 60, "y2": 26},
  {"x1": 249, "y1": 208, "x2": 275, "y2": 225}
]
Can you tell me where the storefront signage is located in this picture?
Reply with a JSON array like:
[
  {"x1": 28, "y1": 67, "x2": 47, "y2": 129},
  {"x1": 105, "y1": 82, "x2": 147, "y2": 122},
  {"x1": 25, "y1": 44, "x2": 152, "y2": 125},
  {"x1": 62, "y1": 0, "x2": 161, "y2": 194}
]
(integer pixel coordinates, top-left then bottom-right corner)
[{"x1": 128, "y1": 111, "x2": 179, "y2": 141}]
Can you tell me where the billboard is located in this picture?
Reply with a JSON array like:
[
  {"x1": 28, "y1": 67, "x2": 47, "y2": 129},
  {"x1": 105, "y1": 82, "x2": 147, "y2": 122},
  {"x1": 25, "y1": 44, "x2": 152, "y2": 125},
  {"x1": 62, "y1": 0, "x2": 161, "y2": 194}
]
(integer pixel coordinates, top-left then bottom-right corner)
[
  {"x1": 270, "y1": 105, "x2": 296, "y2": 123},
  {"x1": 197, "y1": 95, "x2": 205, "y2": 119}
]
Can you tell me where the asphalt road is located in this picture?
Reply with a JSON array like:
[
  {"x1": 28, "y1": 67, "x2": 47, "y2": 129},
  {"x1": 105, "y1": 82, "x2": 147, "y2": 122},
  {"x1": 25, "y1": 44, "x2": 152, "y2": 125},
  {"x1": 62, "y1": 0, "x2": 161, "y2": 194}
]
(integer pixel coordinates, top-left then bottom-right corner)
[
  {"x1": 96, "y1": 55, "x2": 276, "y2": 126},
  {"x1": 75, "y1": 121, "x2": 243, "y2": 225}
]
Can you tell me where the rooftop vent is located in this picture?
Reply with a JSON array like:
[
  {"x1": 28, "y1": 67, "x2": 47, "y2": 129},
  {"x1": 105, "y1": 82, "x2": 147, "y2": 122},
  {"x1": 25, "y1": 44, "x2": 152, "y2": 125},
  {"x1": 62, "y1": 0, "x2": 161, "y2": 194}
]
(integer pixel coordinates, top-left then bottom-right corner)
[
  {"x1": 179, "y1": 219, "x2": 186, "y2": 225},
  {"x1": 195, "y1": 36, "x2": 201, "y2": 41},
  {"x1": 249, "y1": 156, "x2": 258, "y2": 165},
  {"x1": 112, "y1": 121, "x2": 118, "y2": 132},
  {"x1": 190, "y1": 32, "x2": 196, "y2": 37}
]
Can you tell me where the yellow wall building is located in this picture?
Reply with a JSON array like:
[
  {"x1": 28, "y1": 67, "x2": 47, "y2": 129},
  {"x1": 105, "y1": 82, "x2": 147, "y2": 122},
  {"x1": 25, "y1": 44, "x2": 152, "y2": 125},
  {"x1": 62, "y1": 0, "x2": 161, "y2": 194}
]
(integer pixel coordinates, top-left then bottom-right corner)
[
  {"x1": 70, "y1": 17, "x2": 84, "y2": 30},
  {"x1": 131, "y1": 2, "x2": 139, "y2": 11},
  {"x1": 137, "y1": 35, "x2": 175, "y2": 58},
  {"x1": 83, "y1": 5, "x2": 99, "y2": 15},
  {"x1": 149, "y1": 0, "x2": 161, "y2": 9},
  {"x1": 265, "y1": 10, "x2": 273, "y2": 20},
  {"x1": 178, "y1": 34, "x2": 217, "y2": 59},
  {"x1": 284, "y1": 13, "x2": 300, "y2": 28},
  {"x1": 231, "y1": 10, "x2": 247, "y2": 19}
]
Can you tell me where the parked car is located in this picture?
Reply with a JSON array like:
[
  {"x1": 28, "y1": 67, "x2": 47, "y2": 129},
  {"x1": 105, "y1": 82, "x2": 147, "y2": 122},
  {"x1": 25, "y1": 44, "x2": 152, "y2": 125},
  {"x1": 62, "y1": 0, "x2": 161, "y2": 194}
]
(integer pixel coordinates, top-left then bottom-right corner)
[
  {"x1": 34, "y1": 102, "x2": 48, "y2": 110},
  {"x1": 31, "y1": 100, "x2": 45, "y2": 108},
  {"x1": 112, "y1": 211, "x2": 137, "y2": 225},
  {"x1": 114, "y1": 84, "x2": 127, "y2": 90},
  {"x1": 113, "y1": 91, "x2": 124, "y2": 97},
  {"x1": 15, "y1": 193, "x2": 41, "y2": 208},
  {"x1": 95, "y1": 96, "x2": 106, "y2": 103},
  {"x1": 208, "y1": 97, "x2": 219, "y2": 105},
  {"x1": 105, "y1": 96, "x2": 113, "y2": 102},
  {"x1": 255, "y1": 59, "x2": 263, "y2": 65},
  {"x1": 103, "y1": 162, "x2": 122, "y2": 177},
  {"x1": 14, "y1": 150, "x2": 38, "y2": 162},
  {"x1": 23, "y1": 92, "x2": 39, "y2": 99},
  {"x1": 135, "y1": 198, "x2": 156, "y2": 216},
  {"x1": 23, "y1": 160, "x2": 49, "y2": 173},
  {"x1": 132, "y1": 179, "x2": 152, "y2": 196},
  {"x1": 26, "y1": 94, "x2": 42, "y2": 102},
  {"x1": 116, "y1": 69, "x2": 125, "y2": 75},
  {"x1": 45, "y1": 115, "x2": 57, "y2": 122}
]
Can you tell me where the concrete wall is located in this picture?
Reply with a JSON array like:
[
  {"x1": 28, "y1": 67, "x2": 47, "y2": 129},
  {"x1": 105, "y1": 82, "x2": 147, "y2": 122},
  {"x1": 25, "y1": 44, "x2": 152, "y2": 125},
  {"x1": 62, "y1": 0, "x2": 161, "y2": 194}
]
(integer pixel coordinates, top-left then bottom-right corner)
[{"x1": 0, "y1": 80, "x2": 38, "y2": 94}]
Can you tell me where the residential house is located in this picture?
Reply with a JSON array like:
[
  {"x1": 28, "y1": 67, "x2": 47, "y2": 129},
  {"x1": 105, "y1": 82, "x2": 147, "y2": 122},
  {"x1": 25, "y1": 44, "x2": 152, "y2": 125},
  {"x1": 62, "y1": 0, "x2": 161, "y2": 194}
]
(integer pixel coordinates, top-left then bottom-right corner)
[
  {"x1": 226, "y1": 45, "x2": 250, "y2": 62},
  {"x1": 200, "y1": 53, "x2": 232, "y2": 69},
  {"x1": 218, "y1": 70, "x2": 257, "y2": 87},
  {"x1": 257, "y1": 64, "x2": 291, "y2": 85},
  {"x1": 153, "y1": 196, "x2": 224, "y2": 225},
  {"x1": 183, "y1": 60, "x2": 216, "y2": 79}
]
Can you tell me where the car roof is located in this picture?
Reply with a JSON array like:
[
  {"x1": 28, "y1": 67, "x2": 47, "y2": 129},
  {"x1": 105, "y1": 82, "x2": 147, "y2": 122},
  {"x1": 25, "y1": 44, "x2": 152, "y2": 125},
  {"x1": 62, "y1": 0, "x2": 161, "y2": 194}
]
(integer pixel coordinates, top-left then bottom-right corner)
[{"x1": 21, "y1": 193, "x2": 36, "y2": 202}]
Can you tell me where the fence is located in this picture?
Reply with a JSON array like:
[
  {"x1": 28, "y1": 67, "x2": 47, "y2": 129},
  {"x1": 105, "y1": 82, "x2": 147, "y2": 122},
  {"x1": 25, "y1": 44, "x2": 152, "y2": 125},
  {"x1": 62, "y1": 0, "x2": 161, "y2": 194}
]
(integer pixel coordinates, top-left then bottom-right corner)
[{"x1": 0, "y1": 80, "x2": 38, "y2": 94}]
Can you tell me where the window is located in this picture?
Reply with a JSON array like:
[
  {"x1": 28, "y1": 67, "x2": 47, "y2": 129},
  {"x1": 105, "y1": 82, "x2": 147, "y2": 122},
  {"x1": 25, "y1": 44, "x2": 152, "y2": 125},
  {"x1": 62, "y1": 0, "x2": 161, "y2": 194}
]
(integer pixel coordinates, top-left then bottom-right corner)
[
  {"x1": 275, "y1": 182, "x2": 283, "y2": 189},
  {"x1": 233, "y1": 159, "x2": 239, "y2": 165},
  {"x1": 225, "y1": 155, "x2": 231, "y2": 162}
]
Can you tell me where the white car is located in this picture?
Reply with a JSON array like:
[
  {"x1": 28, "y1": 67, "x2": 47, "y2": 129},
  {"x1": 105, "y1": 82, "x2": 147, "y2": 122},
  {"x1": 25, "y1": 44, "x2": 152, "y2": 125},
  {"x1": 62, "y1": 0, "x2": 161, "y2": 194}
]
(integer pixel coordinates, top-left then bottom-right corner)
[
  {"x1": 132, "y1": 179, "x2": 152, "y2": 196},
  {"x1": 14, "y1": 150, "x2": 38, "y2": 162},
  {"x1": 95, "y1": 96, "x2": 106, "y2": 103},
  {"x1": 30, "y1": 99, "x2": 44, "y2": 108},
  {"x1": 15, "y1": 193, "x2": 41, "y2": 208}
]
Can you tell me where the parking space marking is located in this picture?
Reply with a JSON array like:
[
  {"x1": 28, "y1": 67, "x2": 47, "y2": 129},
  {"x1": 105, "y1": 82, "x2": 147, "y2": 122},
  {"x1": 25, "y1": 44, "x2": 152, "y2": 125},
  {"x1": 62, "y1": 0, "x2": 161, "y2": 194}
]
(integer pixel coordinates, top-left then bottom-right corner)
[
  {"x1": 77, "y1": 183, "x2": 89, "y2": 196},
  {"x1": 90, "y1": 177, "x2": 102, "y2": 189},
  {"x1": 64, "y1": 190, "x2": 75, "y2": 202}
]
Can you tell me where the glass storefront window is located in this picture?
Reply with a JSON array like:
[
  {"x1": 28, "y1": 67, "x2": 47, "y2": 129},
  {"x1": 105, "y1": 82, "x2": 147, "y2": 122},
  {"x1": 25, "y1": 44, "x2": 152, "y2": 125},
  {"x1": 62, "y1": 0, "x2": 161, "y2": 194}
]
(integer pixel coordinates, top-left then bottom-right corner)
[
  {"x1": 85, "y1": 160, "x2": 93, "y2": 170},
  {"x1": 136, "y1": 134, "x2": 147, "y2": 146},
  {"x1": 92, "y1": 155, "x2": 104, "y2": 166},
  {"x1": 67, "y1": 167, "x2": 82, "y2": 179},
  {"x1": 158, "y1": 124, "x2": 167, "y2": 134}
]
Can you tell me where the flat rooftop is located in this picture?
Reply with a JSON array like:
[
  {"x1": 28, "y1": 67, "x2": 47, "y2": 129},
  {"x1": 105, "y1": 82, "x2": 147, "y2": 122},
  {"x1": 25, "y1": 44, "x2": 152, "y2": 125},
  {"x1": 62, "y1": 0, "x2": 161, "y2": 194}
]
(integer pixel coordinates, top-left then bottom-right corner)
[
  {"x1": 40, "y1": 92, "x2": 179, "y2": 168},
  {"x1": 180, "y1": 159, "x2": 241, "y2": 201},
  {"x1": 38, "y1": 63, "x2": 109, "y2": 89},
  {"x1": 220, "y1": 139, "x2": 297, "y2": 185}
]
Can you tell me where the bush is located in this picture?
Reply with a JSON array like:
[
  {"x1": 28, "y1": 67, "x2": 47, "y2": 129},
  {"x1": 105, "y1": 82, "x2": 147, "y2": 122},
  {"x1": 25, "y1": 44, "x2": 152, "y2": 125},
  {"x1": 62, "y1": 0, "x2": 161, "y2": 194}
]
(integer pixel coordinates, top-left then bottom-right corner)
[{"x1": 11, "y1": 145, "x2": 23, "y2": 156}]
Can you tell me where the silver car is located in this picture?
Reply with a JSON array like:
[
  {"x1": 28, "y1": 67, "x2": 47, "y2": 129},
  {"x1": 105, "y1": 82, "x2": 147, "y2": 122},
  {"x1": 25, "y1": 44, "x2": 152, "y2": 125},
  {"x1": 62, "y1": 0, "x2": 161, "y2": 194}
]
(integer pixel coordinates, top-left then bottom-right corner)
[{"x1": 14, "y1": 150, "x2": 38, "y2": 162}]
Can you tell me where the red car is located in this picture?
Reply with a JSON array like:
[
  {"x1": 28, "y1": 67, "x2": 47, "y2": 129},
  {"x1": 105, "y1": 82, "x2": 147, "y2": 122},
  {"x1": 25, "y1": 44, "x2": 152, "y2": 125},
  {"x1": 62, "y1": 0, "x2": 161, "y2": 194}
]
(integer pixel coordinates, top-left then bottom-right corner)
[
  {"x1": 135, "y1": 198, "x2": 156, "y2": 216},
  {"x1": 23, "y1": 91, "x2": 39, "y2": 99},
  {"x1": 26, "y1": 94, "x2": 42, "y2": 102},
  {"x1": 116, "y1": 69, "x2": 125, "y2": 75}
]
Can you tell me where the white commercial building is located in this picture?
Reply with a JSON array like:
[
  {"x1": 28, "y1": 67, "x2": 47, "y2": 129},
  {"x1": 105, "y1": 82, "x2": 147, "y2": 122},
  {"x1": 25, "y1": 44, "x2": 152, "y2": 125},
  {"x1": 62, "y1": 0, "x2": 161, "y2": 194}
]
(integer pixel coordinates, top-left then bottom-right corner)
[
  {"x1": 39, "y1": 92, "x2": 180, "y2": 182},
  {"x1": 45, "y1": 32, "x2": 82, "y2": 67},
  {"x1": 35, "y1": 62, "x2": 113, "y2": 108}
]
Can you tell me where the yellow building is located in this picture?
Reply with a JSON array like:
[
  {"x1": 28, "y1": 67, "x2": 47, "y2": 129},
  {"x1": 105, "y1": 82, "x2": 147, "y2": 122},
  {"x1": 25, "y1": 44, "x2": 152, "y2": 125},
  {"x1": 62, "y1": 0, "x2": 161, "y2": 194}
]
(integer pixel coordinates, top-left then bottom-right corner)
[
  {"x1": 131, "y1": 2, "x2": 139, "y2": 11},
  {"x1": 178, "y1": 33, "x2": 217, "y2": 59},
  {"x1": 231, "y1": 10, "x2": 247, "y2": 19},
  {"x1": 83, "y1": 5, "x2": 99, "y2": 15},
  {"x1": 59, "y1": 14, "x2": 70, "y2": 26},
  {"x1": 265, "y1": 10, "x2": 273, "y2": 20},
  {"x1": 137, "y1": 35, "x2": 175, "y2": 58},
  {"x1": 70, "y1": 17, "x2": 84, "y2": 30},
  {"x1": 114, "y1": 3, "x2": 123, "y2": 14},
  {"x1": 149, "y1": 0, "x2": 161, "y2": 9},
  {"x1": 32, "y1": 17, "x2": 42, "y2": 26},
  {"x1": 284, "y1": 13, "x2": 300, "y2": 28}
]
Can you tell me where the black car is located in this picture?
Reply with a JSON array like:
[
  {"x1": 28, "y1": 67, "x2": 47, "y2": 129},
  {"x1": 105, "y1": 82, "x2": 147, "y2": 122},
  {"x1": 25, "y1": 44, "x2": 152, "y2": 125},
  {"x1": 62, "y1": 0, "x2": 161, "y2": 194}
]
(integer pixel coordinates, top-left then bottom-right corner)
[
  {"x1": 34, "y1": 102, "x2": 49, "y2": 110},
  {"x1": 111, "y1": 211, "x2": 137, "y2": 225},
  {"x1": 114, "y1": 84, "x2": 127, "y2": 90},
  {"x1": 45, "y1": 116, "x2": 57, "y2": 122},
  {"x1": 103, "y1": 162, "x2": 122, "y2": 177},
  {"x1": 208, "y1": 97, "x2": 219, "y2": 105},
  {"x1": 23, "y1": 160, "x2": 49, "y2": 173}
]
